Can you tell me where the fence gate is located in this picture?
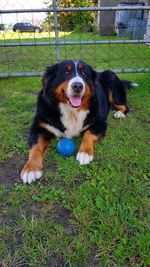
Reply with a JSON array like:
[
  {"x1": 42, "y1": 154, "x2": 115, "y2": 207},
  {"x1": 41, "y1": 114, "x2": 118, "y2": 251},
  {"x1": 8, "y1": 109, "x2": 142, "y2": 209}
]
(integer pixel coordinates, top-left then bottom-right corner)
[{"x1": 0, "y1": 0, "x2": 150, "y2": 77}]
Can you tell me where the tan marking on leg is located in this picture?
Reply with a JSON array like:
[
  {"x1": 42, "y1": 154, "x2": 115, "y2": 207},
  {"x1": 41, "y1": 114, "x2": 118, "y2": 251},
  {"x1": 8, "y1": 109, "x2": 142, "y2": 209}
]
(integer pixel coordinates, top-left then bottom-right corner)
[
  {"x1": 108, "y1": 90, "x2": 113, "y2": 104},
  {"x1": 108, "y1": 90, "x2": 126, "y2": 114},
  {"x1": 76, "y1": 130, "x2": 98, "y2": 165},
  {"x1": 79, "y1": 130, "x2": 97, "y2": 155},
  {"x1": 21, "y1": 136, "x2": 50, "y2": 183},
  {"x1": 114, "y1": 104, "x2": 126, "y2": 113},
  {"x1": 108, "y1": 90, "x2": 127, "y2": 118},
  {"x1": 25, "y1": 136, "x2": 49, "y2": 171}
]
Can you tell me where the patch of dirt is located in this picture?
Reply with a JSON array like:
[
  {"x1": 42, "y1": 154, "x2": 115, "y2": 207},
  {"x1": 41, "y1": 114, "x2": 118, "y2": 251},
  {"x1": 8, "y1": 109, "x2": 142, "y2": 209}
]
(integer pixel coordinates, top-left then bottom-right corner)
[
  {"x1": 52, "y1": 204, "x2": 78, "y2": 236},
  {"x1": 84, "y1": 245, "x2": 101, "y2": 267},
  {"x1": 139, "y1": 118, "x2": 150, "y2": 125},
  {"x1": 45, "y1": 159, "x2": 58, "y2": 175},
  {"x1": 48, "y1": 252, "x2": 69, "y2": 267},
  {"x1": 52, "y1": 204, "x2": 71, "y2": 226},
  {"x1": 0, "y1": 156, "x2": 25, "y2": 185},
  {"x1": 0, "y1": 156, "x2": 59, "y2": 186}
]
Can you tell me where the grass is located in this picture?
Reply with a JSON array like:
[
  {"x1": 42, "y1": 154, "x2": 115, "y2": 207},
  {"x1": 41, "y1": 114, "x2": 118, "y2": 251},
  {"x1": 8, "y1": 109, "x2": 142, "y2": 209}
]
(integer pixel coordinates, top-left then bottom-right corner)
[
  {"x1": 0, "y1": 31, "x2": 150, "y2": 266},
  {"x1": 0, "y1": 30, "x2": 150, "y2": 73},
  {"x1": 0, "y1": 73, "x2": 150, "y2": 266}
]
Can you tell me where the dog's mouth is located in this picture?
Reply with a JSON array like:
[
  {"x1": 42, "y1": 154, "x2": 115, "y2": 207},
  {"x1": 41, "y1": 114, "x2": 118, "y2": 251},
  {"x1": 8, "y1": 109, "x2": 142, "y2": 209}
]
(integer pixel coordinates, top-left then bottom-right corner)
[{"x1": 65, "y1": 94, "x2": 82, "y2": 108}]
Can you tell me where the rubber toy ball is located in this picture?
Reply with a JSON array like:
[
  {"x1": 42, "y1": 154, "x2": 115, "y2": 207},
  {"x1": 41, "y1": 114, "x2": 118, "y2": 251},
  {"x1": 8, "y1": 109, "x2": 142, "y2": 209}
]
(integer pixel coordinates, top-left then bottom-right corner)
[{"x1": 56, "y1": 138, "x2": 75, "y2": 157}]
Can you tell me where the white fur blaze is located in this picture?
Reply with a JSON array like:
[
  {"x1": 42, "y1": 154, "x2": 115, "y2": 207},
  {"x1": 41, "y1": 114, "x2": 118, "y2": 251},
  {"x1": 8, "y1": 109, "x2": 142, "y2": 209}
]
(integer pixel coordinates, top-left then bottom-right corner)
[
  {"x1": 76, "y1": 152, "x2": 93, "y2": 165},
  {"x1": 21, "y1": 170, "x2": 43, "y2": 184},
  {"x1": 114, "y1": 111, "x2": 126, "y2": 119}
]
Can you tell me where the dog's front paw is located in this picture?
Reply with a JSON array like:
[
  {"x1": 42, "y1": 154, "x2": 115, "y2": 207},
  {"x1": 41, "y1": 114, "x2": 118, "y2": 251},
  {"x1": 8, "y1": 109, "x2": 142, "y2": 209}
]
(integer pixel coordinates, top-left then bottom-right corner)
[
  {"x1": 114, "y1": 111, "x2": 126, "y2": 119},
  {"x1": 21, "y1": 161, "x2": 43, "y2": 184},
  {"x1": 76, "y1": 152, "x2": 93, "y2": 165}
]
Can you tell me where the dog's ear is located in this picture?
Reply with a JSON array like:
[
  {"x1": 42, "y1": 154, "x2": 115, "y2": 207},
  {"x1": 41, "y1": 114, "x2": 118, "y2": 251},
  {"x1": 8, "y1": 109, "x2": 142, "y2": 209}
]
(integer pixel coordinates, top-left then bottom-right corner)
[
  {"x1": 42, "y1": 63, "x2": 58, "y2": 88},
  {"x1": 41, "y1": 63, "x2": 59, "y2": 104}
]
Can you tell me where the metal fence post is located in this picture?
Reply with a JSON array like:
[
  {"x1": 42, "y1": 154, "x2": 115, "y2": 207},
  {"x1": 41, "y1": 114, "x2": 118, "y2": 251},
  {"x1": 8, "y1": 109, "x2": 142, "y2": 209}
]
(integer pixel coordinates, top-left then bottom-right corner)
[{"x1": 53, "y1": 0, "x2": 60, "y2": 62}]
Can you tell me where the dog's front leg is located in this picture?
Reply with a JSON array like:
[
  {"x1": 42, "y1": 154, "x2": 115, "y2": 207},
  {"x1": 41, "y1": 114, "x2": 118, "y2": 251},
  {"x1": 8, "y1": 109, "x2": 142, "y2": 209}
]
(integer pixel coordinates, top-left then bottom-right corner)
[
  {"x1": 21, "y1": 135, "x2": 50, "y2": 184},
  {"x1": 76, "y1": 130, "x2": 98, "y2": 165}
]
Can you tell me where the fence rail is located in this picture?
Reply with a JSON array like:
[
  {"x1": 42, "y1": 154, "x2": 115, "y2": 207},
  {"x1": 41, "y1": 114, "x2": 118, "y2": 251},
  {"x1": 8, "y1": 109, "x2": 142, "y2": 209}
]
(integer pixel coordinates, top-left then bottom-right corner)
[
  {"x1": 1, "y1": 39, "x2": 150, "y2": 48},
  {"x1": 1, "y1": 6, "x2": 150, "y2": 14},
  {"x1": 1, "y1": 67, "x2": 150, "y2": 79}
]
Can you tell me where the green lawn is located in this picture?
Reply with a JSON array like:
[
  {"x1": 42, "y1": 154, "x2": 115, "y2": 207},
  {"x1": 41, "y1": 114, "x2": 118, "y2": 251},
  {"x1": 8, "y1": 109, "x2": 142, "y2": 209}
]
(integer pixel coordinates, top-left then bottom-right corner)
[
  {"x1": 0, "y1": 30, "x2": 150, "y2": 266},
  {"x1": 0, "y1": 31, "x2": 150, "y2": 73},
  {"x1": 0, "y1": 72, "x2": 149, "y2": 266}
]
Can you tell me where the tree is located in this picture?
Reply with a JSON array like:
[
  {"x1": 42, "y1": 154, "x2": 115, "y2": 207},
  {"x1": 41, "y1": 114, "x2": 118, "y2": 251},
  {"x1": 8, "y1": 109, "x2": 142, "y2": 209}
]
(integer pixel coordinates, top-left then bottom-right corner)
[{"x1": 44, "y1": 0, "x2": 95, "y2": 31}]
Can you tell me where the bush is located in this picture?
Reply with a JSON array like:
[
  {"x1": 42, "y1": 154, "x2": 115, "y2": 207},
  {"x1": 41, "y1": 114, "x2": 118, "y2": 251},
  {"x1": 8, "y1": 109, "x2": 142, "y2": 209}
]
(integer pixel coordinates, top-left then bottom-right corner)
[{"x1": 45, "y1": 0, "x2": 95, "y2": 31}]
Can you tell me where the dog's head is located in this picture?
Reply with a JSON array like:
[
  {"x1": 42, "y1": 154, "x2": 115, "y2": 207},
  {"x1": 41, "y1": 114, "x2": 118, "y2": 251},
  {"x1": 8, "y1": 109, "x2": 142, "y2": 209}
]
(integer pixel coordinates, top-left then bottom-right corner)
[{"x1": 42, "y1": 60, "x2": 97, "y2": 109}]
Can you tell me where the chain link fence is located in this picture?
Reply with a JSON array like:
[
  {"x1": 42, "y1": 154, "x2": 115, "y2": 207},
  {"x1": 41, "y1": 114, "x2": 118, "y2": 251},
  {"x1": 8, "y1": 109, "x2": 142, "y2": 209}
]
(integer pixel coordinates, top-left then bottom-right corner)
[{"x1": 0, "y1": 0, "x2": 150, "y2": 77}]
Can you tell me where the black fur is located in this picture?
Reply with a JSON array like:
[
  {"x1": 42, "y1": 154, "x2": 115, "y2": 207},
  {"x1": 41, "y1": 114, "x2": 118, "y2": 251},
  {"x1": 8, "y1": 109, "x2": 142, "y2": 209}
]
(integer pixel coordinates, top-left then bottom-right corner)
[
  {"x1": 98, "y1": 70, "x2": 129, "y2": 113},
  {"x1": 28, "y1": 61, "x2": 131, "y2": 148}
]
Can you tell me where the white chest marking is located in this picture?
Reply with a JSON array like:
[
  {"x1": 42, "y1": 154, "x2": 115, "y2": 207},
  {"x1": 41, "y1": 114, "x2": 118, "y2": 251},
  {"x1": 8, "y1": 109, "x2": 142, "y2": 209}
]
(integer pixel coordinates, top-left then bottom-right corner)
[{"x1": 59, "y1": 103, "x2": 89, "y2": 138}]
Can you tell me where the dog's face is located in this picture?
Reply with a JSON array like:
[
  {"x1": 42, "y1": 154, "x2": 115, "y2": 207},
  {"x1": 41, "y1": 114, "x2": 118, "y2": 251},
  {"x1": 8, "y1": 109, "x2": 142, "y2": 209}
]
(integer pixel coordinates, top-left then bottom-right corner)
[{"x1": 43, "y1": 60, "x2": 96, "y2": 109}]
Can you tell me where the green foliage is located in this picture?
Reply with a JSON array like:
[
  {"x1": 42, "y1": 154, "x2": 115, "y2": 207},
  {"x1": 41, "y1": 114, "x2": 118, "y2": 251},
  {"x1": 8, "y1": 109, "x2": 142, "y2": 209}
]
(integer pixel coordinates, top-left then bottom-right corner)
[
  {"x1": 32, "y1": 186, "x2": 65, "y2": 203},
  {"x1": 41, "y1": 20, "x2": 53, "y2": 31},
  {"x1": 47, "y1": 0, "x2": 95, "y2": 31}
]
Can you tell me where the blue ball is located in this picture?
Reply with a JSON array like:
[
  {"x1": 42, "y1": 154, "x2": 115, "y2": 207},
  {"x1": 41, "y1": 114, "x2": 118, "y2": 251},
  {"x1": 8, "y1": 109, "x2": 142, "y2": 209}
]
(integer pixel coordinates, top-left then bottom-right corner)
[{"x1": 56, "y1": 138, "x2": 75, "y2": 157}]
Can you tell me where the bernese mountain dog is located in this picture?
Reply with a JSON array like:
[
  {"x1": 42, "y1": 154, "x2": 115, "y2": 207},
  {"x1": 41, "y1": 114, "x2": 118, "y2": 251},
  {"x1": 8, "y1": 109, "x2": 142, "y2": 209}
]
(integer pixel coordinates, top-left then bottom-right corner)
[{"x1": 21, "y1": 60, "x2": 137, "y2": 184}]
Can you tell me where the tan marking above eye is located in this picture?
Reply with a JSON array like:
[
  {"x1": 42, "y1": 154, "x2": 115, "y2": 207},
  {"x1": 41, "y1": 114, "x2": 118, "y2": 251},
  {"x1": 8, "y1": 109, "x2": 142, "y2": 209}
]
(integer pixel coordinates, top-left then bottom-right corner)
[
  {"x1": 65, "y1": 64, "x2": 72, "y2": 73},
  {"x1": 78, "y1": 64, "x2": 84, "y2": 70}
]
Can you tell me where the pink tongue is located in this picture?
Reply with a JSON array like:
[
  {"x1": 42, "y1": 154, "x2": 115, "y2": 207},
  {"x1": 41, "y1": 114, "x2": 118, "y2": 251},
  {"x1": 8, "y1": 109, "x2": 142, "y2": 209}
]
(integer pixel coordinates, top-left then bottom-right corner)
[{"x1": 69, "y1": 96, "x2": 81, "y2": 107}]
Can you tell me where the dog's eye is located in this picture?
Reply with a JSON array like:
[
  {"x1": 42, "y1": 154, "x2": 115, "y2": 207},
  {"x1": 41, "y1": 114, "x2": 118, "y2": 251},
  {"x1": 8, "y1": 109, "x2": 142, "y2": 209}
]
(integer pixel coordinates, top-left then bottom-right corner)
[
  {"x1": 81, "y1": 70, "x2": 86, "y2": 75},
  {"x1": 65, "y1": 71, "x2": 69, "y2": 75},
  {"x1": 65, "y1": 70, "x2": 71, "y2": 75}
]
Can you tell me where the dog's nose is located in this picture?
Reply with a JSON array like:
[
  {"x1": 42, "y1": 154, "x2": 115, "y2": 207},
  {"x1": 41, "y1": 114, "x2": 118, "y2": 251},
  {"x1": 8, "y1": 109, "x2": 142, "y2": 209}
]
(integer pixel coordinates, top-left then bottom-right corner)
[{"x1": 72, "y1": 82, "x2": 83, "y2": 94}]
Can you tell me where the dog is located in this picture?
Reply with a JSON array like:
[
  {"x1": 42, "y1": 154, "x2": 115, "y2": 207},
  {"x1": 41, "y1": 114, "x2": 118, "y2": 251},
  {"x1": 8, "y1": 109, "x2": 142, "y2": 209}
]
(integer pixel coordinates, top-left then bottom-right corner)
[{"x1": 21, "y1": 60, "x2": 137, "y2": 184}]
